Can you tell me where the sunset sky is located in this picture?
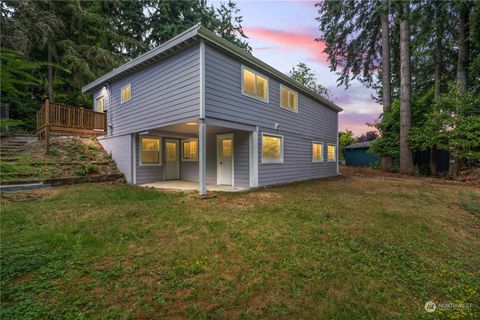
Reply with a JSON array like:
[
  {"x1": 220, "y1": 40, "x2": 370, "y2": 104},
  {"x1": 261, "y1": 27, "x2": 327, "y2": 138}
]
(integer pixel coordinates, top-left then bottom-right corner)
[{"x1": 215, "y1": 0, "x2": 382, "y2": 136}]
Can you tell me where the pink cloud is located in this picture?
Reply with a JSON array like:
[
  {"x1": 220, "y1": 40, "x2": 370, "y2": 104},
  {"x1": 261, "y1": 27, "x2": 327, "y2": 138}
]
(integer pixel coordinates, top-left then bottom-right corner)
[
  {"x1": 339, "y1": 112, "x2": 379, "y2": 136},
  {"x1": 245, "y1": 27, "x2": 329, "y2": 65}
]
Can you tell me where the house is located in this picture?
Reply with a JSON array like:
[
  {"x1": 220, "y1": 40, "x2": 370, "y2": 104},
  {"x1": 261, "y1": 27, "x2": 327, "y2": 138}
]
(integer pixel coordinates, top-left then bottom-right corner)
[
  {"x1": 82, "y1": 24, "x2": 342, "y2": 195},
  {"x1": 344, "y1": 141, "x2": 380, "y2": 167}
]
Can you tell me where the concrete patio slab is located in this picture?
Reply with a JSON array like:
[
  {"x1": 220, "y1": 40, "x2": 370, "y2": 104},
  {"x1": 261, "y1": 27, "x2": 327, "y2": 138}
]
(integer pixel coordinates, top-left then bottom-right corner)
[{"x1": 140, "y1": 180, "x2": 248, "y2": 192}]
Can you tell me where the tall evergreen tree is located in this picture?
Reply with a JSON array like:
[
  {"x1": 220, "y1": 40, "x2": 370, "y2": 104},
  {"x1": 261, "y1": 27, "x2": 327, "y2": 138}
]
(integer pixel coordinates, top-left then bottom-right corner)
[{"x1": 399, "y1": 1, "x2": 413, "y2": 174}]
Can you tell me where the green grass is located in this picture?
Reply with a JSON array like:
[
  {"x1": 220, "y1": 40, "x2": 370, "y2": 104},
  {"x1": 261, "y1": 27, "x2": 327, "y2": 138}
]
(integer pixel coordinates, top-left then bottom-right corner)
[{"x1": 1, "y1": 176, "x2": 479, "y2": 319}]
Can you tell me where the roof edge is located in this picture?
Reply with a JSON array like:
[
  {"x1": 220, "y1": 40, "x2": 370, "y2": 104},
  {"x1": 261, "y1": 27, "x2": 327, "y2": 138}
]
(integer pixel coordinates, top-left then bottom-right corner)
[{"x1": 196, "y1": 26, "x2": 342, "y2": 112}]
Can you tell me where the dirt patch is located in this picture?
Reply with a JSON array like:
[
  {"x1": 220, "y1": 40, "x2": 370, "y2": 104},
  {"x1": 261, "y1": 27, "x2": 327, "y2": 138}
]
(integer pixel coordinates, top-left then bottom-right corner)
[
  {"x1": 341, "y1": 166, "x2": 480, "y2": 188},
  {"x1": 1, "y1": 188, "x2": 60, "y2": 201}
]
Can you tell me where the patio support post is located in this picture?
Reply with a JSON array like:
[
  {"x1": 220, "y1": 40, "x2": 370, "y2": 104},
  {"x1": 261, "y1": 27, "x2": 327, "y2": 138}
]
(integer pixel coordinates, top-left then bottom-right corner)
[{"x1": 199, "y1": 119, "x2": 207, "y2": 195}]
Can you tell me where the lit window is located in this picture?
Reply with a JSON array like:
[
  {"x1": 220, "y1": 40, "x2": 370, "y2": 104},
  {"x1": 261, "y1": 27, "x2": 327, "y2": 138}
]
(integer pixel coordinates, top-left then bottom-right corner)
[
  {"x1": 166, "y1": 142, "x2": 176, "y2": 161},
  {"x1": 262, "y1": 133, "x2": 283, "y2": 163},
  {"x1": 328, "y1": 144, "x2": 336, "y2": 161},
  {"x1": 182, "y1": 139, "x2": 198, "y2": 161},
  {"x1": 141, "y1": 137, "x2": 161, "y2": 165},
  {"x1": 121, "y1": 84, "x2": 131, "y2": 103},
  {"x1": 312, "y1": 142, "x2": 323, "y2": 162},
  {"x1": 222, "y1": 139, "x2": 232, "y2": 157},
  {"x1": 242, "y1": 66, "x2": 269, "y2": 102},
  {"x1": 280, "y1": 85, "x2": 298, "y2": 112},
  {"x1": 96, "y1": 96, "x2": 105, "y2": 112}
]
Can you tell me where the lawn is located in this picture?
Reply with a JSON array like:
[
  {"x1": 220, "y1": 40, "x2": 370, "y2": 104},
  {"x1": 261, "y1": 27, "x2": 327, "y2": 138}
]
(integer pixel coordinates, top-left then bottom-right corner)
[{"x1": 1, "y1": 174, "x2": 479, "y2": 319}]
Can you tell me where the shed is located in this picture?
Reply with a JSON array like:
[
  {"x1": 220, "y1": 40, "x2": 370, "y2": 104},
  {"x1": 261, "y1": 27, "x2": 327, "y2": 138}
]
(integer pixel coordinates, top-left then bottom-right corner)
[{"x1": 344, "y1": 141, "x2": 380, "y2": 167}]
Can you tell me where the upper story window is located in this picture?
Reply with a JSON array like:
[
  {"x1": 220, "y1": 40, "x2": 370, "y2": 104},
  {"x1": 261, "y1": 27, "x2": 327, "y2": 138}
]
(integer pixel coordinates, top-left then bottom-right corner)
[
  {"x1": 312, "y1": 141, "x2": 323, "y2": 162},
  {"x1": 95, "y1": 96, "x2": 105, "y2": 112},
  {"x1": 121, "y1": 83, "x2": 131, "y2": 104},
  {"x1": 262, "y1": 133, "x2": 283, "y2": 164},
  {"x1": 280, "y1": 85, "x2": 298, "y2": 112},
  {"x1": 140, "y1": 136, "x2": 161, "y2": 166},
  {"x1": 182, "y1": 139, "x2": 198, "y2": 161},
  {"x1": 242, "y1": 66, "x2": 269, "y2": 102},
  {"x1": 327, "y1": 143, "x2": 336, "y2": 162}
]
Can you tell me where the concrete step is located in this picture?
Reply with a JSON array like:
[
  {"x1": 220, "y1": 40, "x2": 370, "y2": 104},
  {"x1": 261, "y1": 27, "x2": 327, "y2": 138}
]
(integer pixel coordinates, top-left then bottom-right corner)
[{"x1": 0, "y1": 182, "x2": 51, "y2": 192}]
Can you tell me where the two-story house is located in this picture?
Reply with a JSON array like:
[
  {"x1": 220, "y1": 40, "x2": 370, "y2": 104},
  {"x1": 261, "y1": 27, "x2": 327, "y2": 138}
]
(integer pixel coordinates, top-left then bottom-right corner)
[{"x1": 82, "y1": 24, "x2": 342, "y2": 195}]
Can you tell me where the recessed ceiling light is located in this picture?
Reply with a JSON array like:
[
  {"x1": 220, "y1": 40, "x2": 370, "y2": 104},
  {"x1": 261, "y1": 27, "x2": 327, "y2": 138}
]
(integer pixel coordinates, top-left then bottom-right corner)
[{"x1": 186, "y1": 122, "x2": 198, "y2": 126}]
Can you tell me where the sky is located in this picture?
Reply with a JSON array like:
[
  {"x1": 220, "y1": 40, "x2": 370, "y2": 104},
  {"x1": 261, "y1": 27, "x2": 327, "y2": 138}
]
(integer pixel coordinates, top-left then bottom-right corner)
[{"x1": 213, "y1": 0, "x2": 382, "y2": 136}]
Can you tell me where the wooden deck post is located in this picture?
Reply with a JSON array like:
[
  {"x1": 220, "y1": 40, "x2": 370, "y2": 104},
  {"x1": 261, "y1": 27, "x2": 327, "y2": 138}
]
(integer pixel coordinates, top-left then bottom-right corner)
[
  {"x1": 80, "y1": 107, "x2": 84, "y2": 129},
  {"x1": 45, "y1": 99, "x2": 50, "y2": 153}
]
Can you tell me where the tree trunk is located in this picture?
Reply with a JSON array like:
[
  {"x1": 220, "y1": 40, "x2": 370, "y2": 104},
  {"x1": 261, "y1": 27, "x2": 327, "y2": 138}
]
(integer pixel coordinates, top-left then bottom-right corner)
[
  {"x1": 431, "y1": 4, "x2": 443, "y2": 177},
  {"x1": 399, "y1": 1, "x2": 413, "y2": 174},
  {"x1": 47, "y1": 0, "x2": 54, "y2": 102},
  {"x1": 456, "y1": 4, "x2": 469, "y2": 96},
  {"x1": 380, "y1": 0, "x2": 393, "y2": 172},
  {"x1": 451, "y1": 3, "x2": 470, "y2": 178}
]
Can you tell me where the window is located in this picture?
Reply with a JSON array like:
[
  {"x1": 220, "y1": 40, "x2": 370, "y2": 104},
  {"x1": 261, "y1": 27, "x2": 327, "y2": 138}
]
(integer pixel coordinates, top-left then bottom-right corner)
[
  {"x1": 242, "y1": 66, "x2": 269, "y2": 102},
  {"x1": 312, "y1": 142, "x2": 323, "y2": 162},
  {"x1": 280, "y1": 85, "x2": 298, "y2": 112},
  {"x1": 262, "y1": 133, "x2": 283, "y2": 163},
  {"x1": 327, "y1": 144, "x2": 336, "y2": 162},
  {"x1": 182, "y1": 139, "x2": 198, "y2": 161},
  {"x1": 140, "y1": 137, "x2": 161, "y2": 165},
  {"x1": 95, "y1": 96, "x2": 105, "y2": 112},
  {"x1": 121, "y1": 84, "x2": 131, "y2": 103}
]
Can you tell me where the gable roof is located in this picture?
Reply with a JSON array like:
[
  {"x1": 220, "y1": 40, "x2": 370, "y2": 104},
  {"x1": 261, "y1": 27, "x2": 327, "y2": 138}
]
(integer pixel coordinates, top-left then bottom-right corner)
[{"x1": 82, "y1": 23, "x2": 342, "y2": 112}]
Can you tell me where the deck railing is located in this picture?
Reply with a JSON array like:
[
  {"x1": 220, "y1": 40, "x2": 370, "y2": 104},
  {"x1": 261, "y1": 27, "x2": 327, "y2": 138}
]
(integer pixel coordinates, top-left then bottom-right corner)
[
  {"x1": 37, "y1": 100, "x2": 107, "y2": 133},
  {"x1": 36, "y1": 99, "x2": 107, "y2": 152}
]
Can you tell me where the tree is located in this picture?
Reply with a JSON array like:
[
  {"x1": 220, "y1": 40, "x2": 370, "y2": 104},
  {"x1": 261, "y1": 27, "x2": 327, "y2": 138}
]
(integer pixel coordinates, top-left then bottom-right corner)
[
  {"x1": 0, "y1": 0, "x2": 250, "y2": 132},
  {"x1": 338, "y1": 130, "x2": 356, "y2": 161},
  {"x1": 380, "y1": 0, "x2": 393, "y2": 171},
  {"x1": 399, "y1": 1, "x2": 413, "y2": 174},
  {"x1": 289, "y1": 62, "x2": 330, "y2": 97}
]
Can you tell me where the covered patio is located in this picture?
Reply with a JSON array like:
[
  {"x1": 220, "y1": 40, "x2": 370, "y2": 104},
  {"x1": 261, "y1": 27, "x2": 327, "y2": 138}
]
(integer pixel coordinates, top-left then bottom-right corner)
[
  {"x1": 140, "y1": 180, "x2": 248, "y2": 192},
  {"x1": 132, "y1": 118, "x2": 258, "y2": 195}
]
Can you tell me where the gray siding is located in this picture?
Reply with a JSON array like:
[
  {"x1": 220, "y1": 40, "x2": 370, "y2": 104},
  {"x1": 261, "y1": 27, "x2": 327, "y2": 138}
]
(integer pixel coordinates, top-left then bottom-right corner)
[
  {"x1": 234, "y1": 131, "x2": 250, "y2": 188},
  {"x1": 135, "y1": 134, "x2": 163, "y2": 184},
  {"x1": 258, "y1": 127, "x2": 337, "y2": 186},
  {"x1": 180, "y1": 160, "x2": 198, "y2": 181},
  {"x1": 204, "y1": 44, "x2": 338, "y2": 186},
  {"x1": 98, "y1": 134, "x2": 132, "y2": 182},
  {"x1": 95, "y1": 44, "x2": 200, "y2": 137}
]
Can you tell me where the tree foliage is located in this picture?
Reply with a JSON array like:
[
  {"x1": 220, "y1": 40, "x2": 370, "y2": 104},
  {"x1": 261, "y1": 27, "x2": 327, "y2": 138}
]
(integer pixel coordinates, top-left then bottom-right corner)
[
  {"x1": 0, "y1": 0, "x2": 250, "y2": 132},
  {"x1": 289, "y1": 62, "x2": 331, "y2": 97}
]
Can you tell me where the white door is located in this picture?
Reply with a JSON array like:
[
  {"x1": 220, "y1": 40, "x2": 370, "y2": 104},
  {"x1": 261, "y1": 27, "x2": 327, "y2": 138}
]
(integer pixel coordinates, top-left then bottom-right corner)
[
  {"x1": 165, "y1": 139, "x2": 179, "y2": 180},
  {"x1": 217, "y1": 134, "x2": 233, "y2": 185}
]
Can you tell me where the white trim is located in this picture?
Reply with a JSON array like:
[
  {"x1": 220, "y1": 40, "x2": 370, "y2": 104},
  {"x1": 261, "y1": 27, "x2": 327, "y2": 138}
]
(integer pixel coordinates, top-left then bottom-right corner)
[
  {"x1": 261, "y1": 132, "x2": 284, "y2": 164},
  {"x1": 249, "y1": 129, "x2": 259, "y2": 188},
  {"x1": 279, "y1": 84, "x2": 298, "y2": 113},
  {"x1": 216, "y1": 133, "x2": 234, "y2": 186},
  {"x1": 181, "y1": 138, "x2": 199, "y2": 161},
  {"x1": 241, "y1": 65, "x2": 269, "y2": 103},
  {"x1": 199, "y1": 39, "x2": 205, "y2": 119},
  {"x1": 336, "y1": 117, "x2": 340, "y2": 174},
  {"x1": 95, "y1": 95, "x2": 105, "y2": 113},
  {"x1": 120, "y1": 83, "x2": 131, "y2": 104},
  {"x1": 139, "y1": 136, "x2": 162, "y2": 166},
  {"x1": 132, "y1": 133, "x2": 137, "y2": 184},
  {"x1": 327, "y1": 143, "x2": 337, "y2": 162},
  {"x1": 165, "y1": 139, "x2": 180, "y2": 179},
  {"x1": 312, "y1": 141, "x2": 324, "y2": 162},
  {"x1": 199, "y1": 120, "x2": 206, "y2": 195}
]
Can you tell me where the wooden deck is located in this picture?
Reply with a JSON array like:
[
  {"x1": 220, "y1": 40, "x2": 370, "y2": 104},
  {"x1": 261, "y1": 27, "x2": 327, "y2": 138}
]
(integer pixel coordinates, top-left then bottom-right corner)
[{"x1": 36, "y1": 99, "x2": 107, "y2": 152}]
